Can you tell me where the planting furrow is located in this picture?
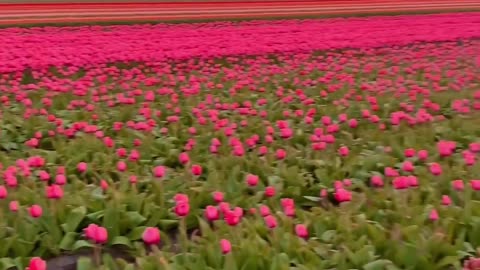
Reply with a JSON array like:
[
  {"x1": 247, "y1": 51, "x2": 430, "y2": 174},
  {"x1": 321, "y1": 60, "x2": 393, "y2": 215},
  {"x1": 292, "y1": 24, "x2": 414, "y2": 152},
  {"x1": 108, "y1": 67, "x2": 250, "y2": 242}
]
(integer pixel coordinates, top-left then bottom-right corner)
[{"x1": 0, "y1": 0, "x2": 479, "y2": 24}]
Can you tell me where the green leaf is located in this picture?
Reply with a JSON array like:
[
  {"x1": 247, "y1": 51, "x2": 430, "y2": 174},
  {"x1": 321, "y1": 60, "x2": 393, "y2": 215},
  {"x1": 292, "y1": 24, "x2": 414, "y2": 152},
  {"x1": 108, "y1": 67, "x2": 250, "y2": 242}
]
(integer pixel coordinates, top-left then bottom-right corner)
[
  {"x1": 127, "y1": 226, "x2": 147, "y2": 241},
  {"x1": 137, "y1": 258, "x2": 156, "y2": 270},
  {"x1": 59, "y1": 232, "x2": 78, "y2": 250},
  {"x1": 320, "y1": 230, "x2": 336, "y2": 242},
  {"x1": 91, "y1": 187, "x2": 106, "y2": 199},
  {"x1": 241, "y1": 258, "x2": 258, "y2": 270},
  {"x1": 436, "y1": 256, "x2": 461, "y2": 269},
  {"x1": 13, "y1": 257, "x2": 24, "y2": 270},
  {"x1": 0, "y1": 258, "x2": 16, "y2": 270},
  {"x1": 364, "y1": 259, "x2": 394, "y2": 270},
  {"x1": 303, "y1": 196, "x2": 321, "y2": 202},
  {"x1": 159, "y1": 220, "x2": 179, "y2": 230},
  {"x1": 124, "y1": 264, "x2": 136, "y2": 270},
  {"x1": 103, "y1": 253, "x2": 120, "y2": 270},
  {"x1": 76, "y1": 257, "x2": 93, "y2": 270},
  {"x1": 198, "y1": 217, "x2": 213, "y2": 235},
  {"x1": 86, "y1": 210, "x2": 104, "y2": 221},
  {"x1": 72, "y1": 240, "x2": 93, "y2": 251},
  {"x1": 111, "y1": 236, "x2": 132, "y2": 248},
  {"x1": 103, "y1": 207, "x2": 120, "y2": 240},
  {"x1": 125, "y1": 211, "x2": 147, "y2": 227},
  {"x1": 63, "y1": 206, "x2": 87, "y2": 233},
  {"x1": 0, "y1": 236, "x2": 17, "y2": 257},
  {"x1": 270, "y1": 253, "x2": 289, "y2": 270},
  {"x1": 224, "y1": 254, "x2": 238, "y2": 270}
]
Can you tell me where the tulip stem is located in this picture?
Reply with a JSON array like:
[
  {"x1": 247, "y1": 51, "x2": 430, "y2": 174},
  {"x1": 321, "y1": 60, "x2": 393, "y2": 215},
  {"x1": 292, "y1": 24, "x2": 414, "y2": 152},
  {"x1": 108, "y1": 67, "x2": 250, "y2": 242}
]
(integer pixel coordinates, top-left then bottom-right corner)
[
  {"x1": 159, "y1": 181, "x2": 164, "y2": 209},
  {"x1": 180, "y1": 217, "x2": 188, "y2": 253},
  {"x1": 271, "y1": 229, "x2": 281, "y2": 253},
  {"x1": 93, "y1": 244, "x2": 102, "y2": 266},
  {"x1": 152, "y1": 245, "x2": 171, "y2": 270}
]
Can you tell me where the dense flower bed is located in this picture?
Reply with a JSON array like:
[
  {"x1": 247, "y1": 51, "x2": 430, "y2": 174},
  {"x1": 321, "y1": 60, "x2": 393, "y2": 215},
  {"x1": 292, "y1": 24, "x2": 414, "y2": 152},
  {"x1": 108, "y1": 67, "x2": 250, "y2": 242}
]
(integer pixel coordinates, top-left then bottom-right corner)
[
  {"x1": 0, "y1": 12, "x2": 480, "y2": 73},
  {"x1": 1, "y1": 13, "x2": 480, "y2": 270}
]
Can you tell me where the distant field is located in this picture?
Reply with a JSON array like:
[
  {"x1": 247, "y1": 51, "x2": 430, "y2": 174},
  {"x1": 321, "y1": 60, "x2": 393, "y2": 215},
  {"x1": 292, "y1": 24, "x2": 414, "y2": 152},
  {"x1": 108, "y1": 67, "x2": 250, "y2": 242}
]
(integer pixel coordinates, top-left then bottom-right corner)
[{"x1": 1, "y1": 0, "x2": 305, "y2": 3}]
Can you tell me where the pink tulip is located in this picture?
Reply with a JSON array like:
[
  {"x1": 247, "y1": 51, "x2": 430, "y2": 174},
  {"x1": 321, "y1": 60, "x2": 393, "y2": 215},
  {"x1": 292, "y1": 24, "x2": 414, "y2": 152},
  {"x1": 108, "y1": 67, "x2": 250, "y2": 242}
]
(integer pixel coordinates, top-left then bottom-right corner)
[
  {"x1": 9, "y1": 201, "x2": 19, "y2": 212},
  {"x1": 441, "y1": 195, "x2": 452, "y2": 206},
  {"x1": 56, "y1": 166, "x2": 66, "y2": 175},
  {"x1": 77, "y1": 162, "x2": 87, "y2": 173},
  {"x1": 46, "y1": 185, "x2": 64, "y2": 199},
  {"x1": 38, "y1": 170, "x2": 50, "y2": 181},
  {"x1": 281, "y1": 198, "x2": 295, "y2": 209},
  {"x1": 153, "y1": 166, "x2": 166, "y2": 178},
  {"x1": 174, "y1": 202, "x2": 190, "y2": 217},
  {"x1": 142, "y1": 227, "x2": 161, "y2": 245},
  {"x1": 129, "y1": 175, "x2": 138, "y2": 184},
  {"x1": 264, "y1": 215, "x2": 278, "y2": 229},
  {"x1": 117, "y1": 161, "x2": 127, "y2": 172},
  {"x1": 29, "y1": 205, "x2": 43, "y2": 218},
  {"x1": 0, "y1": 185, "x2": 7, "y2": 199},
  {"x1": 429, "y1": 163, "x2": 442, "y2": 176},
  {"x1": 100, "y1": 180, "x2": 109, "y2": 191},
  {"x1": 407, "y1": 176, "x2": 419, "y2": 187},
  {"x1": 402, "y1": 161, "x2": 414, "y2": 172},
  {"x1": 275, "y1": 149, "x2": 287, "y2": 160},
  {"x1": 191, "y1": 164, "x2": 202, "y2": 176},
  {"x1": 404, "y1": 148, "x2": 416, "y2": 157},
  {"x1": 129, "y1": 150, "x2": 140, "y2": 161},
  {"x1": 246, "y1": 174, "x2": 259, "y2": 187},
  {"x1": 224, "y1": 210, "x2": 241, "y2": 226},
  {"x1": 452, "y1": 180, "x2": 465, "y2": 191},
  {"x1": 259, "y1": 205, "x2": 271, "y2": 217},
  {"x1": 212, "y1": 191, "x2": 224, "y2": 203},
  {"x1": 258, "y1": 146, "x2": 268, "y2": 155},
  {"x1": 437, "y1": 140, "x2": 456, "y2": 157},
  {"x1": 295, "y1": 224, "x2": 308, "y2": 238},
  {"x1": 429, "y1": 209, "x2": 439, "y2": 221},
  {"x1": 117, "y1": 148, "x2": 127, "y2": 158},
  {"x1": 393, "y1": 176, "x2": 409, "y2": 190},
  {"x1": 27, "y1": 257, "x2": 46, "y2": 270},
  {"x1": 338, "y1": 146, "x2": 349, "y2": 157},
  {"x1": 220, "y1": 239, "x2": 232, "y2": 254},
  {"x1": 264, "y1": 186, "x2": 275, "y2": 197},
  {"x1": 348, "y1": 119, "x2": 358, "y2": 128},
  {"x1": 417, "y1": 150, "x2": 429, "y2": 161},
  {"x1": 370, "y1": 175, "x2": 384, "y2": 187},
  {"x1": 55, "y1": 174, "x2": 66, "y2": 185},
  {"x1": 174, "y1": 194, "x2": 189, "y2": 203},
  {"x1": 385, "y1": 167, "x2": 399, "y2": 177},
  {"x1": 334, "y1": 188, "x2": 352, "y2": 203},
  {"x1": 334, "y1": 181, "x2": 343, "y2": 190},
  {"x1": 471, "y1": 180, "x2": 480, "y2": 191},
  {"x1": 205, "y1": 205, "x2": 219, "y2": 221},
  {"x1": 85, "y1": 224, "x2": 108, "y2": 244},
  {"x1": 179, "y1": 152, "x2": 190, "y2": 165}
]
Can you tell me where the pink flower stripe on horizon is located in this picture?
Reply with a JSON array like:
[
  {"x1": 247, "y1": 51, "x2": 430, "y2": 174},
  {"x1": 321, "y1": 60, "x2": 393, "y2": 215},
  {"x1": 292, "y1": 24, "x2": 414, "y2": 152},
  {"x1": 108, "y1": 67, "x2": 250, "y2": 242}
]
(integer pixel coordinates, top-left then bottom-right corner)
[{"x1": 1, "y1": 12, "x2": 479, "y2": 73}]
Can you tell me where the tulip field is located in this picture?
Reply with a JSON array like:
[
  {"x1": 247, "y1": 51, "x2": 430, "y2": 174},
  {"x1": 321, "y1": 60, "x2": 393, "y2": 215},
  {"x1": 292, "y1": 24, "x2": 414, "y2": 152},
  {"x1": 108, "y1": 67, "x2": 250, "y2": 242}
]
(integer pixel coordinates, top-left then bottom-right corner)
[{"x1": 2, "y1": 11, "x2": 480, "y2": 270}]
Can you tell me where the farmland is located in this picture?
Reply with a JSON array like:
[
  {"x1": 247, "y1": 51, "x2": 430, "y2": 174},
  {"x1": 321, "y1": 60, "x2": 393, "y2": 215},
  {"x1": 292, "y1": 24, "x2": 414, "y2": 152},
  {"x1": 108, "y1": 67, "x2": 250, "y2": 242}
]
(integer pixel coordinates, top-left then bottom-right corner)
[{"x1": 1, "y1": 10, "x2": 480, "y2": 270}]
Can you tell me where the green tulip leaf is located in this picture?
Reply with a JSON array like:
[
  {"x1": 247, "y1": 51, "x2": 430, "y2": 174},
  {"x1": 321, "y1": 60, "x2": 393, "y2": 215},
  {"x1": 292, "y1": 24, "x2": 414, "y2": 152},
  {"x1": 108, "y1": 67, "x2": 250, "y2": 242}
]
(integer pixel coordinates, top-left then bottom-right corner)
[{"x1": 63, "y1": 206, "x2": 87, "y2": 233}]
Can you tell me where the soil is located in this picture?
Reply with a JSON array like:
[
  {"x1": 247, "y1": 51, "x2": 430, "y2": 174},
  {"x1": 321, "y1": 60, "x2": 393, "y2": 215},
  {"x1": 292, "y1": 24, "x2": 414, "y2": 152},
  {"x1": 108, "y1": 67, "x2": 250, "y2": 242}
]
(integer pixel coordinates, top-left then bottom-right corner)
[{"x1": 46, "y1": 249, "x2": 134, "y2": 270}]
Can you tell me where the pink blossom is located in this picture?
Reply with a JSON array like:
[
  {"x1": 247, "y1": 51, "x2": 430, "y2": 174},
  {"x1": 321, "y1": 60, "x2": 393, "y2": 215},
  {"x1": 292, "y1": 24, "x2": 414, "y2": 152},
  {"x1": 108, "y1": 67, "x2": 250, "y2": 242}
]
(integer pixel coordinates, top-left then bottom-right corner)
[
  {"x1": 338, "y1": 146, "x2": 349, "y2": 157},
  {"x1": 452, "y1": 180, "x2": 465, "y2": 191},
  {"x1": 295, "y1": 224, "x2": 308, "y2": 238},
  {"x1": 77, "y1": 162, "x2": 88, "y2": 173},
  {"x1": 334, "y1": 188, "x2": 352, "y2": 203},
  {"x1": 191, "y1": 164, "x2": 202, "y2": 176},
  {"x1": 220, "y1": 239, "x2": 232, "y2": 254},
  {"x1": 246, "y1": 174, "x2": 259, "y2": 187},
  {"x1": 429, "y1": 209, "x2": 439, "y2": 221}
]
